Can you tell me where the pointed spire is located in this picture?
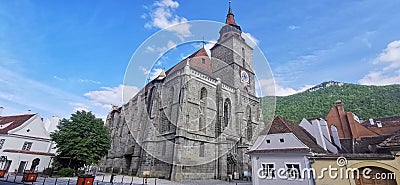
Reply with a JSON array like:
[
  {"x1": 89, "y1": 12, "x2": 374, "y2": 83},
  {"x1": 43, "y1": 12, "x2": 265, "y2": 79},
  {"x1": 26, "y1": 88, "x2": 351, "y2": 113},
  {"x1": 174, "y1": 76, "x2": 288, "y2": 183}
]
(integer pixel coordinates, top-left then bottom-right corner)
[
  {"x1": 228, "y1": 0, "x2": 232, "y2": 14},
  {"x1": 225, "y1": 0, "x2": 237, "y2": 25}
]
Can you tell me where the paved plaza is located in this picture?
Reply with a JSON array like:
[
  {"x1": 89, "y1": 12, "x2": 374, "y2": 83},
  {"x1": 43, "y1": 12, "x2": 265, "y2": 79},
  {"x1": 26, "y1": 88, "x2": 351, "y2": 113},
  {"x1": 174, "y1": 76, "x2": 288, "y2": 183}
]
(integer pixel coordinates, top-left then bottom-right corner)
[{"x1": 0, "y1": 174, "x2": 251, "y2": 185}]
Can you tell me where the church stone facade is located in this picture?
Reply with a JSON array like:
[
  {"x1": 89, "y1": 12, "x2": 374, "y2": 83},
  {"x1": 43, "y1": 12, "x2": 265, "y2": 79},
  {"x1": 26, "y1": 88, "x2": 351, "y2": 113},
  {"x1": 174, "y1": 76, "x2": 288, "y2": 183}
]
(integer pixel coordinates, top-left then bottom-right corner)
[{"x1": 101, "y1": 5, "x2": 264, "y2": 181}]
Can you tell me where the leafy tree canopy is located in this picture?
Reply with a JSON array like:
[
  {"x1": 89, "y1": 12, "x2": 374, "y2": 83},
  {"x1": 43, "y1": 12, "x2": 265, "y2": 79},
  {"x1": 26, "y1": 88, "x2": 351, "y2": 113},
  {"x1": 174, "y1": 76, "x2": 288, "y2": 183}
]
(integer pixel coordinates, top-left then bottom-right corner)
[{"x1": 50, "y1": 111, "x2": 111, "y2": 170}]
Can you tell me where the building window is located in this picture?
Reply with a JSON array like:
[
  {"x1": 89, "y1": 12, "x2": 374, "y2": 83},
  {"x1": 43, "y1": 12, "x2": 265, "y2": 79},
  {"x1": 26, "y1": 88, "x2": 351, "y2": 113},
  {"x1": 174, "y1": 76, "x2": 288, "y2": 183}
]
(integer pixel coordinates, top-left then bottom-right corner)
[
  {"x1": 266, "y1": 139, "x2": 270, "y2": 144},
  {"x1": 247, "y1": 106, "x2": 252, "y2": 141},
  {"x1": 242, "y1": 48, "x2": 246, "y2": 67},
  {"x1": 285, "y1": 163, "x2": 301, "y2": 179},
  {"x1": 202, "y1": 58, "x2": 206, "y2": 64},
  {"x1": 261, "y1": 163, "x2": 275, "y2": 179},
  {"x1": 199, "y1": 116, "x2": 205, "y2": 132},
  {"x1": 200, "y1": 87, "x2": 207, "y2": 100},
  {"x1": 22, "y1": 142, "x2": 33, "y2": 151},
  {"x1": 199, "y1": 142, "x2": 205, "y2": 157},
  {"x1": 162, "y1": 141, "x2": 166, "y2": 156},
  {"x1": 0, "y1": 139, "x2": 5, "y2": 149},
  {"x1": 223, "y1": 98, "x2": 231, "y2": 127},
  {"x1": 280, "y1": 138, "x2": 285, "y2": 143}
]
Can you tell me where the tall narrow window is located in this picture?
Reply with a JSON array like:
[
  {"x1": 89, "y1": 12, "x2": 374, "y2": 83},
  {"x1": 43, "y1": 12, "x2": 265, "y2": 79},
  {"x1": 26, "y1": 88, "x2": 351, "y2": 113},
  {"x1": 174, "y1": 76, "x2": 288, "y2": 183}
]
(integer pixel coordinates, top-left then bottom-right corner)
[
  {"x1": 200, "y1": 87, "x2": 207, "y2": 129},
  {"x1": 242, "y1": 48, "x2": 246, "y2": 67},
  {"x1": 168, "y1": 87, "x2": 174, "y2": 131},
  {"x1": 224, "y1": 98, "x2": 231, "y2": 127},
  {"x1": 162, "y1": 141, "x2": 167, "y2": 156},
  {"x1": 200, "y1": 87, "x2": 207, "y2": 100},
  {"x1": 147, "y1": 87, "x2": 155, "y2": 116},
  {"x1": 247, "y1": 106, "x2": 252, "y2": 141},
  {"x1": 199, "y1": 142, "x2": 205, "y2": 157},
  {"x1": 199, "y1": 116, "x2": 204, "y2": 132}
]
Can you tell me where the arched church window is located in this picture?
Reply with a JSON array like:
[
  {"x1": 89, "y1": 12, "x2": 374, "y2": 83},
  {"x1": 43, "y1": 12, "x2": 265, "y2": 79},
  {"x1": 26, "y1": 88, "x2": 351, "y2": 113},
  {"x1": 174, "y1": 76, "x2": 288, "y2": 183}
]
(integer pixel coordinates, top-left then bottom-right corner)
[
  {"x1": 147, "y1": 86, "x2": 155, "y2": 116},
  {"x1": 224, "y1": 98, "x2": 231, "y2": 127},
  {"x1": 168, "y1": 87, "x2": 174, "y2": 130}
]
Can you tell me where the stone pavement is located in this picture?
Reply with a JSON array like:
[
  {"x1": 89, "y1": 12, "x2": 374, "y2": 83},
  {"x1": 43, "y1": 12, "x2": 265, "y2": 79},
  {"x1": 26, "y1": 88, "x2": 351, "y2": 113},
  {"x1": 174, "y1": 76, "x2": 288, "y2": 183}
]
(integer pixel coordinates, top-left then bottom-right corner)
[{"x1": 0, "y1": 174, "x2": 252, "y2": 185}]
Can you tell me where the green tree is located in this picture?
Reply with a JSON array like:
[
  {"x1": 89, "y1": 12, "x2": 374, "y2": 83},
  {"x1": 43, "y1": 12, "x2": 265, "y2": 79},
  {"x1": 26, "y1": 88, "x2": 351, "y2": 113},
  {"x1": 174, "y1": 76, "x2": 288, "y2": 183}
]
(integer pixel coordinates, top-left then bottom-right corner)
[{"x1": 50, "y1": 111, "x2": 111, "y2": 170}]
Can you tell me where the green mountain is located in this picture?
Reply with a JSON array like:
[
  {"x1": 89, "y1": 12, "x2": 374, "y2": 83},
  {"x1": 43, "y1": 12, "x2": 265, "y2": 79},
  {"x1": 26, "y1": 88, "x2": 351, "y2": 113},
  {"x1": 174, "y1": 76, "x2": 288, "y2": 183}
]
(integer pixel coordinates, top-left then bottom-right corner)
[{"x1": 261, "y1": 81, "x2": 400, "y2": 123}]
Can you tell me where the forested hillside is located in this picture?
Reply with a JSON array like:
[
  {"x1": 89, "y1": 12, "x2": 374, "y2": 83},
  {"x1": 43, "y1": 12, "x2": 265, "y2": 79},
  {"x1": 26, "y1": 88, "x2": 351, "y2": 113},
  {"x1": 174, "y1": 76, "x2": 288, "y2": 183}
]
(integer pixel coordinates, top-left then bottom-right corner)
[{"x1": 261, "y1": 82, "x2": 400, "y2": 123}]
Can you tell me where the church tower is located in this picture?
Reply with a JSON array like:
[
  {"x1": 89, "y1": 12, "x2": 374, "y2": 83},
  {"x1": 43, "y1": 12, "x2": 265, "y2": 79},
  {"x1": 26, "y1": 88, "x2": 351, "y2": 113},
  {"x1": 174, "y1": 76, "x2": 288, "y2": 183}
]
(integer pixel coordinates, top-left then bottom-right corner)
[{"x1": 211, "y1": 2, "x2": 256, "y2": 96}]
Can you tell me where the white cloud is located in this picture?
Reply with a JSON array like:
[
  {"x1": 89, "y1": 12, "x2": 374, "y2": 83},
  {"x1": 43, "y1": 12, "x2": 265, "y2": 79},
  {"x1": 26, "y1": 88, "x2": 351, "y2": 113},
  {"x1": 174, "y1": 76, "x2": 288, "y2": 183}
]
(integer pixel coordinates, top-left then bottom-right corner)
[
  {"x1": 145, "y1": 40, "x2": 176, "y2": 56},
  {"x1": 79, "y1": 79, "x2": 101, "y2": 84},
  {"x1": 144, "y1": 0, "x2": 191, "y2": 39},
  {"x1": 359, "y1": 71, "x2": 400, "y2": 86},
  {"x1": 204, "y1": 40, "x2": 217, "y2": 56},
  {"x1": 242, "y1": 32, "x2": 259, "y2": 48},
  {"x1": 84, "y1": 85, "x2": 139, "y2": 108},
  {"x1": 374, "y1": 40, "x2": 400, "y2": 69},
  {"x1": 359, "y1": 40, "x2": 400, "y2": 85},
  {"x1": 148, "y1": 68, "x2": 164, "y2": 80},
  {"x1": 139, "y1": 66, "x2": 150, "y2": 75},
  {"x1": 70, "y1": 102, "x2": 89, "y2": 112},
  {"x1": 256, "y1": 78, "x2": 313, "y2": 97},
  {"x1": 288, "y1": 25, "x2": 300, "y2": 30}
]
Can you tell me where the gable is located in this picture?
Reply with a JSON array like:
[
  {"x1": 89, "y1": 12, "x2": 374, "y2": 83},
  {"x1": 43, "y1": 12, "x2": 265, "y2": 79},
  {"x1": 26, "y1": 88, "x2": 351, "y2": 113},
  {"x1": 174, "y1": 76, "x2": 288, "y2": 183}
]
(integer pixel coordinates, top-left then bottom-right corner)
[{"x1": 8, "y1": 114, "x2": 50, "y2": 139}]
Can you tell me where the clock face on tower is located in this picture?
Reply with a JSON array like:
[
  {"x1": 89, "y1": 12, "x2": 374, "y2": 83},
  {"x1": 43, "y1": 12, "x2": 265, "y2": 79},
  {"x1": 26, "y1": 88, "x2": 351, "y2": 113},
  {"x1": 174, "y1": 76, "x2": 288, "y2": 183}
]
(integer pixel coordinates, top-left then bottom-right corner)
[{"x1": 240, "y1": 70, "x2": 249, "y2": 84}]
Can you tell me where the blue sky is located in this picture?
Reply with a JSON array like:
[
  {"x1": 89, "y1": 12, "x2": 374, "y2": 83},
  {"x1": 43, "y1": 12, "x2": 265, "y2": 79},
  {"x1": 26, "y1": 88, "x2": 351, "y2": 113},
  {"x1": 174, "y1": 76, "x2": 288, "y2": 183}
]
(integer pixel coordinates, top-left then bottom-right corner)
[{"x1": 0, "y1": 0, "x2": 399, "y2": 119}]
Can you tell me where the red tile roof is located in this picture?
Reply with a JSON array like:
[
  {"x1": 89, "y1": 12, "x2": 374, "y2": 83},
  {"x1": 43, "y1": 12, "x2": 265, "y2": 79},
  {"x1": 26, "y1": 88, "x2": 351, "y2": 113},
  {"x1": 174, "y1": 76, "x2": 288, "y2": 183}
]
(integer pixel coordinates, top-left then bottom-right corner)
[
  {"x1": 165, "y1": 47, "x2": 212, "y2": 76},
  {"x1": 0, "y1": 114, "x2": 35, "y2": 134}
]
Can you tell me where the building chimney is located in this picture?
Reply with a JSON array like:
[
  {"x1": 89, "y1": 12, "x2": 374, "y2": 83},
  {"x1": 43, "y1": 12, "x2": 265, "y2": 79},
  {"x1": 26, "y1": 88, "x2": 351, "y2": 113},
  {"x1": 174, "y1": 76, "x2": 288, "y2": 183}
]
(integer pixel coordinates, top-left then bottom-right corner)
[
  {"x1": 0, "y1": 107, "x2": 3, "y2": 116},
  {"x1": 25, "y1": 110, "x2": 32, "y2": 115},
  {"x1": 369, "y1": 118, "x2": 375, "y2": 125}
]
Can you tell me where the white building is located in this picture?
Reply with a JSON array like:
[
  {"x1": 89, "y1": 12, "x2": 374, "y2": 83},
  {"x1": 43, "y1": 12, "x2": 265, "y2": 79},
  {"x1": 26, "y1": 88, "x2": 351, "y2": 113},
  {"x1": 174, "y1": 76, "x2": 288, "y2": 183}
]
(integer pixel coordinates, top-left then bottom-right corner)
[
  {"x1": 248, "y1": 116, "x2": 328, "y2": 185},
  {"x1": 299, "y1": 118, "x2": 341, "y2": 153},
  {"x1": 0, "y1": 113, "x2": 59, "y2": 173}
]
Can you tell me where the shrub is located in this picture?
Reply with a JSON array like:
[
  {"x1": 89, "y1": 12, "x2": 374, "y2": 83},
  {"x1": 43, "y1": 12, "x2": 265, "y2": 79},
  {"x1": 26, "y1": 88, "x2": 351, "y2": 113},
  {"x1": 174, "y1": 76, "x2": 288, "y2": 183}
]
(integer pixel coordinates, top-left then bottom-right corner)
[{"x1": 57, "y1": 168, "x2": 75, "y2": 177}]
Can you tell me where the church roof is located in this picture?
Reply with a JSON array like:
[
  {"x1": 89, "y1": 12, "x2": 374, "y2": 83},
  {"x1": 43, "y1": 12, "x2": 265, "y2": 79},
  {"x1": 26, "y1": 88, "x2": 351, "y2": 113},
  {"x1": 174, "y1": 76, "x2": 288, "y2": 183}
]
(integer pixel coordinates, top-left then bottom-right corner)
[
  {"x1": 165, "y1": 47, "x2": 212, "y2": 76},
  {"x1": 0, "y1": 114, "x2": 35, "y2": 134}
]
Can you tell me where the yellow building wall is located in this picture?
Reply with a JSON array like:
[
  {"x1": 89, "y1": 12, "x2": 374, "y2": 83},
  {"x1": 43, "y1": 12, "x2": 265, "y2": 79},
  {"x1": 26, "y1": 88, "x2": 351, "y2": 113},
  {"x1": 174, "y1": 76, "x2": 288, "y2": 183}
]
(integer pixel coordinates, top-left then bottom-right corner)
[{"x1": 311, "y1": 156, "x2": 400, "y2": 185}]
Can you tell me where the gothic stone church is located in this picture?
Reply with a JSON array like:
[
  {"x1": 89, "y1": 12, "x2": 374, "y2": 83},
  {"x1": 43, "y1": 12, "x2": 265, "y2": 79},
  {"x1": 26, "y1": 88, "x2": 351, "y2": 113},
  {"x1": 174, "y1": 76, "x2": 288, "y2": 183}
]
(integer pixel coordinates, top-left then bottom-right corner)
[{"x1": 101, "y1": 5, "x2": 264, "y2": 181}]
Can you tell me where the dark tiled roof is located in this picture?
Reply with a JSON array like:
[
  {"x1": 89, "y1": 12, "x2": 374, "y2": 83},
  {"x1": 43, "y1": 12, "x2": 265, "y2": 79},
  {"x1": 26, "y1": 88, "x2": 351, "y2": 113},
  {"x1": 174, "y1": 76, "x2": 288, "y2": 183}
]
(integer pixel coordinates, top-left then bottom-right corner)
[
  {"x1": 361, "y1": 116, "x2": 400, "y2": 136},
  {"x1": 378, "y1": 132, "x2": 400, "y2": 147},
  {"x1": 0, "y1": 114, "x2": 35, "y2": 134},
  {"x1": 262, "y1": 116, "x2": 327, "y2": 153}
]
